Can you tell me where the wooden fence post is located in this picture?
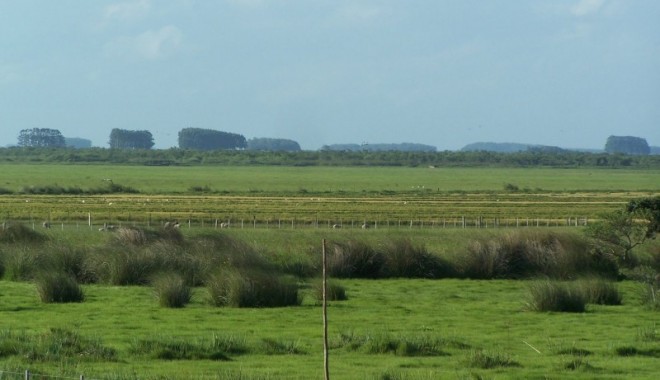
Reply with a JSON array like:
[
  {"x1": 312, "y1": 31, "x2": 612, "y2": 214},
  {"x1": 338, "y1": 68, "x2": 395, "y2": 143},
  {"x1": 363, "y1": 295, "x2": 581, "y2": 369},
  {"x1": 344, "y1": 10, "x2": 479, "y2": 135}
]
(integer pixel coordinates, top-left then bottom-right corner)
[{"x1": 322, "y1": 239, "x2": 330, "y2": 380}]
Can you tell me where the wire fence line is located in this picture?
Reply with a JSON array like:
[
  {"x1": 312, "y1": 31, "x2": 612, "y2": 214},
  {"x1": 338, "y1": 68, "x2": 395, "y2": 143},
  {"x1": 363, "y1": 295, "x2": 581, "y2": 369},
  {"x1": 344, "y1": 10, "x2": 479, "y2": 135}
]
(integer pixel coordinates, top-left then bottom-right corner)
[
  {"x1": 0, "y1": 369, "x2": 87, "y2": 380},
  {"x1": 2, "y1": 215, "x2": 590, "y2": 232}
]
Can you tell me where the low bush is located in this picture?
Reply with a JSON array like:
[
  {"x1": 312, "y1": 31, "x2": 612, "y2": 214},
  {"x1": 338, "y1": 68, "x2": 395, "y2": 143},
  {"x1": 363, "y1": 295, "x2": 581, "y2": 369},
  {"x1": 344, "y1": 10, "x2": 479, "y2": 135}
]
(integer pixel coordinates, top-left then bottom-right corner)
[
  {"x1": 526, "y1": 280, "x2": 587, "y2": 313},
  {"x1": 207, "y1": 269, "x2": 300, "y2": 308},
  {"x1": 35, "y1": 272, "x2": 85, "y2": 303},
  {"x1": 152, "y1": 272, "x2": 192, "y2": 308}
]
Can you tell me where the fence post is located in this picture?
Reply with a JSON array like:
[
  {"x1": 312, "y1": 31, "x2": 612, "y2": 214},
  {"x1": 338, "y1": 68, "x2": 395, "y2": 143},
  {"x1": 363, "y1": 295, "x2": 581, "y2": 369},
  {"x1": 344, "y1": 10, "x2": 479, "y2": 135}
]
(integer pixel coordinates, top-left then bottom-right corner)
[
  {"x1": 25, "y1": 369, "x2": 30, "y2": 380},
  {"x1": 322, "y1": 239, "x2": 330, "y2": 380}
]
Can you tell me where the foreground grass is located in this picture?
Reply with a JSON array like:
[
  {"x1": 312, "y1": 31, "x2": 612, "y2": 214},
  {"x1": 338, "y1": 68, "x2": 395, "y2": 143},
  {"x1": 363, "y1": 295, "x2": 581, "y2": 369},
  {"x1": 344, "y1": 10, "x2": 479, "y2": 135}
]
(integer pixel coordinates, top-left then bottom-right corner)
[{"x1": 1, "y1": 278, "x2": 658, "y2": 379}]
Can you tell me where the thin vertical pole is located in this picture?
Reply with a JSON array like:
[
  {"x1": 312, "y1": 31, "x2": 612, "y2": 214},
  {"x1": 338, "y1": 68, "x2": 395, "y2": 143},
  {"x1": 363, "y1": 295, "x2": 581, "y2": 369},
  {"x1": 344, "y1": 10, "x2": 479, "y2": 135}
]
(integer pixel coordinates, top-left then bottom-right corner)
[{"x1": 322, "y1": 239, "x2": 330, "y2": 380}]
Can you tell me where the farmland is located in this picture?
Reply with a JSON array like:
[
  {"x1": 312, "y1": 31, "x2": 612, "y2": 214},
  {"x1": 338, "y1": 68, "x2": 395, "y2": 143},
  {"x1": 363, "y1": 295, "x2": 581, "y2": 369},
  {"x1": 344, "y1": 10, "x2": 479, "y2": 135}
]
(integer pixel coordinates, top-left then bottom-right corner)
[
  {"x1": 1, "y1": 164, "x2": 659, "y2": 379},
  {"x1": 1, "y1": 164, "x2": 658, "y2": 226}
]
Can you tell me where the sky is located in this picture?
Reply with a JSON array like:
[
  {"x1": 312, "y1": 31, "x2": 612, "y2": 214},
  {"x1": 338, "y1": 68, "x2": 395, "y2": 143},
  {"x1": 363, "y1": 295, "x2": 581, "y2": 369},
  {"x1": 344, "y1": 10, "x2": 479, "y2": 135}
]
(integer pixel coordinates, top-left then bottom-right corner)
[{"x1": 1, "y1": 0, "x2": 658, "y2": 151}]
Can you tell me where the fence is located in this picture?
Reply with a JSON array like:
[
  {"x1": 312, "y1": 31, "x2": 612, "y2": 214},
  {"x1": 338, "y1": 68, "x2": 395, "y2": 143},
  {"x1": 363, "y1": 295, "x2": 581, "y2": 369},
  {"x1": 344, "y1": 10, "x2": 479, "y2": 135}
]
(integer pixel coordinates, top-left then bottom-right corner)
[
  {"x1": 0, "y1": 370, "x2": 87, "y2": 380},
  {"x1": 2, "y1": 215, "x2": 590, "y2": 232}
]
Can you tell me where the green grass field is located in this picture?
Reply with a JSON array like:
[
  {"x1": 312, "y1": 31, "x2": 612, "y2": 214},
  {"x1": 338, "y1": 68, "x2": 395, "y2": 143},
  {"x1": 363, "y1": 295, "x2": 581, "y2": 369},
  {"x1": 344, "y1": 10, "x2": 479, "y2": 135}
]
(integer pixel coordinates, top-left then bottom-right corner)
[
  {"x1": 1, "y1": 164, "x2": 658, "y2": 224},
  {"x1": 1, "y1": 164, "x2": 659, "y2": 379}
]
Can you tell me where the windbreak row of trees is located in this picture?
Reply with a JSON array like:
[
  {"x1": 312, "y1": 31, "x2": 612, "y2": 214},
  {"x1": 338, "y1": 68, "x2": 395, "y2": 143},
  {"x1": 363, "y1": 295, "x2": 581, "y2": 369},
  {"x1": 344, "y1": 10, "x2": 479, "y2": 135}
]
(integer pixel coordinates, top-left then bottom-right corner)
[
  {"x1": 1, "y1": 146, "x2": 659, "y2": 168},
  {"x1": 17, "y1": 128, "x2": 299, "y2": 152}
]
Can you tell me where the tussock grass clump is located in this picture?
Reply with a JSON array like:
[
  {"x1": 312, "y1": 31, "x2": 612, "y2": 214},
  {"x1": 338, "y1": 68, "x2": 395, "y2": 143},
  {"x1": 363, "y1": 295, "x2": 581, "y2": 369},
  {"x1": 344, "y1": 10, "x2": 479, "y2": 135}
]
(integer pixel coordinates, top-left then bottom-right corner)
[
  {"x1": 152, "y1": 272, "x2": 192, "y2": 308},
  {"x1": 88, "y1": 248, "x2": 162, "y2": 285},
  {"x1": 312, "y1": 279, "x2": 348, "y2": 301},
  {"x1": 258, "y1": 338, "x2": 306, "y2": 355},
  {"x1": 380, "y1": 238, "x2": 455, "y2": 278},
  {"x1": 459, "y1": 230, "x2": 618, "y2": 280},
  {"x1": 331, "y1": 331, "x2": 457, "y2": 357},
  {"x1": 466, "y1": 349, "x2": 520, "y2": 369},
  {"x1": 129, "y1": 334, "x2": 247, "y2": 360},
  {"x1": 0, "y1": 328, "x2": 116, "y2": 362},
  {"x1": 35, "y1": 271, "x2": 85, "y2": 303},
  {"x1": 614, "y1": 346, "x2": 660, "y2": 357},
  {"x1": 208, "y1": 269, "x2": 300, "y2": 308},
  {"x1": 0, "y1": 223, "x2": 47, "y2": 244},
  {"x1": 577, "y1": 278, "x2": 622, "y2": 305},
  {"x1": 328, "y1": 240, "x2": 385, "y2": 278},
  {"x1": 2, "y1": 247, "x2": 41, "y2": 281},
  {"x1": 526, "y1": 280, "x2": 587, "y2": 312}
]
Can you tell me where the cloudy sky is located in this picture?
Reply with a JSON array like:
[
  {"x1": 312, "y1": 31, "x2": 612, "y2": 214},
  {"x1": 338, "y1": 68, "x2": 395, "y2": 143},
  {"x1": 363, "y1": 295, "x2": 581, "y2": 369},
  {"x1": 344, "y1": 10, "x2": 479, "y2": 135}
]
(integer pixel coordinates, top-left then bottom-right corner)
[{"x1": 1, "y1": 0, "x2": 658, "y2": 150}]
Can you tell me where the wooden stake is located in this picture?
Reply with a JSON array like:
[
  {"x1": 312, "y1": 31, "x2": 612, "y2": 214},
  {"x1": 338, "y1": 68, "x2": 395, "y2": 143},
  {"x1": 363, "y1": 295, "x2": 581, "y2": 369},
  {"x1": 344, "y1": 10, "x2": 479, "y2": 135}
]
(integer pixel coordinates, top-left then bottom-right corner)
[{"x1": 322, "y1": 239, "x2": 330, "y2": 380}]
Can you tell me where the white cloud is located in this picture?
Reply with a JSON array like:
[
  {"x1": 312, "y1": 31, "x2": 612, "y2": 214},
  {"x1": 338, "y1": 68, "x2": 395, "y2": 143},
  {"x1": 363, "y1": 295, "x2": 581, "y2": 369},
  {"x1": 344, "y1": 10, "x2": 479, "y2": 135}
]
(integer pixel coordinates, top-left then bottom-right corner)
[
  {"x1": 104, "y1": 25, "x2": 183, "y2": 60},
  {"x1": 104, "y1": 0, "x2": 151, "y2": 21},
  {"x1": 570, "y1": 0, "x2": 605, "y2": 16}
]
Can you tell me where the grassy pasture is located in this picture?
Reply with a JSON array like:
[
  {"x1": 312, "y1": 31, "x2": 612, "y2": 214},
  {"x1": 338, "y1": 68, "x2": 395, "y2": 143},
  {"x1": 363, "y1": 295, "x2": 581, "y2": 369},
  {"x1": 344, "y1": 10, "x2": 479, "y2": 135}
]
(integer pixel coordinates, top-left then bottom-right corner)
[
  {"x1": 1, "y1": 274, "x2": 658, "y2": 379},
  {"x1": 0, "y1": 164, "x2": 658, "y2": 224}
]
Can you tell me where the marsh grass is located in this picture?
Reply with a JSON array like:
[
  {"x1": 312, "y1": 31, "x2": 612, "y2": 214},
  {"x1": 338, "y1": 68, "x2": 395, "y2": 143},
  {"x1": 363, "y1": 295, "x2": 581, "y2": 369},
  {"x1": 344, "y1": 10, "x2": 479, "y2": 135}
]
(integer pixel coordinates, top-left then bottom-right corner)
[
  {"x1": 312, "y1": 279, "x2": 348, "y2": 301},
  {"x1": 207, "y1": 269, "x2": 300, "y2": 308},
  {"x1": 2, "y1": 247, "x2": 41, "y2": 281},
  {"x1": 258, "y1": 338, "x2": 306, "y2": 355},
  {"x1": 34, "y1": 271, "x2": 85, "y2": 303},
  {"x1": 129, "y1": 335, "x2": 240, "y2": 360},
  {"x1": 0, "y1": 328, "x2": 116, "y2": 362},
  {"x1": 466, "y1": 349, "x2": 520, "y2": 369},
  {"x1": 332, "y1": 332, "x2": 456, "y2": 357},
  {"x1": 458, "y1": 230, "x2": 618, "y2": 280},
  {"x1": 0, "y1": 223, "x2": 47, "y2": 244},
  {"x1": 151, "y1": 272, "x2": 192, "y2": 308},
  {"x1": 328, "y1": 240, "x2": 385, "y2": 278},
  {"x1": 526, "y1": 280, "x2": 587, "y2": 312},
  {"x1": 380, "y1": 238, "x2": 455, "y2": 278},
  {"x1": 577, "y1": 277, "x2": 622, "y2": 305}
]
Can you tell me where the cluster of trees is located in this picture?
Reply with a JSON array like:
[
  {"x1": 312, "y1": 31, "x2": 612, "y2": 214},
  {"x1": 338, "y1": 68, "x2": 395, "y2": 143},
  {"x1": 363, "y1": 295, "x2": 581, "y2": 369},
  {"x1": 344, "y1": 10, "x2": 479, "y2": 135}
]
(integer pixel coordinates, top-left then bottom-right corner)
[
  {"x1": 109, "y1": 129, "x2": 154, "y2": 149},
  {"x1": 17, "y1": 128, "x2": 65, "y2": 148},
  {"x1": 1, "y1": 146, "x2": 659, "y2": 168},
  {"x1": 178, "y1": 128, "x2": 247, "y2": 150},
  {"x1": 321, "y1": 143, "x2": 436, "y2": 152},
  {"x1": 605, "y1": 136, "x2": 651, "y2": 155}
]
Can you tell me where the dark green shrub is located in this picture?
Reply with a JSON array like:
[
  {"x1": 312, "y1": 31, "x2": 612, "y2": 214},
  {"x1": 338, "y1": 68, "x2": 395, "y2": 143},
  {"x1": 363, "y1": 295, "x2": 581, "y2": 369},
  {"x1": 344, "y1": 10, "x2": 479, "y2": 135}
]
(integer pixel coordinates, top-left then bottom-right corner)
[
  {"x1": 526, "y1": 280, "x2": 587, "y2": 312},
  {"x1": 152, "y1": 272, "x2": 192, "y2": 308},
  {"x1": 328, "y1": 240, "x2": 385, "y2": 278},
  {"x1": 208, "y1": 269, "x2": 299, "y2": 308},
  {"x1": 380, "y1": 238, "x2": 456, "y2": 278},
  {"x1": 35, "y1": 272, "x2": 85, "y2": 303}
]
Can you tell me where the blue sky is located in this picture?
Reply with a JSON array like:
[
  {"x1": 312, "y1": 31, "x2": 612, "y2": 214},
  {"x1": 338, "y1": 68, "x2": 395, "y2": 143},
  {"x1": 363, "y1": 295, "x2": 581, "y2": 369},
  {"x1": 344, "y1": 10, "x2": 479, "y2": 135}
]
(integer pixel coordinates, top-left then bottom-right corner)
[{"x1": 1, "y1": 0, "x2": 658, "y2": 150}]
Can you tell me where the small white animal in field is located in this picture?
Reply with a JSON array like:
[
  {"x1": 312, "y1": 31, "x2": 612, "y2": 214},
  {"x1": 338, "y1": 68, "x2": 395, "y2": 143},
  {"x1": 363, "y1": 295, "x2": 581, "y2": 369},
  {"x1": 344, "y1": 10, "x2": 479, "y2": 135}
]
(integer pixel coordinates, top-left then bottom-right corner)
[
  {"x1": 332, "y1": 224, "x2": 341, "y2": 229},
  {"x1": 220, "y1": 222, "x2": 230, "y2": 228},
  {"x1": 42, "y1": 221, "x2": 51, "y2": 229}
]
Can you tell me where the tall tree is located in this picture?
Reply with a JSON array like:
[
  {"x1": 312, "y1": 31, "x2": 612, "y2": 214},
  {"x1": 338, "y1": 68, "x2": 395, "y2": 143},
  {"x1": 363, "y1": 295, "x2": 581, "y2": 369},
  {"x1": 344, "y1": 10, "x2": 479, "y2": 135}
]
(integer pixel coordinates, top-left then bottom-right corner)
[
  {"x1": 605, "y1": 136, "x2": 650, "y2": 155},
  {"x1": 109, "y1": 129, "x2": 154, "y2": 149},
  {"x1": 178, "y1": 128, "x2": 247, "y2": 150},
  {"x1": 17, "y1": 128, "x2": 66, "y2": 147}
]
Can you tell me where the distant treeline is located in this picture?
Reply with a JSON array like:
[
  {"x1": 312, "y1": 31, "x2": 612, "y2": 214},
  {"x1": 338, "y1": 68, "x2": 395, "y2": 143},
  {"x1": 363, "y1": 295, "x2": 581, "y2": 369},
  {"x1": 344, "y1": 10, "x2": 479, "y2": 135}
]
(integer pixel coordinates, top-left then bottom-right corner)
[{"x1": 1, "y1": 147, "x2": 659, "y2": 168}]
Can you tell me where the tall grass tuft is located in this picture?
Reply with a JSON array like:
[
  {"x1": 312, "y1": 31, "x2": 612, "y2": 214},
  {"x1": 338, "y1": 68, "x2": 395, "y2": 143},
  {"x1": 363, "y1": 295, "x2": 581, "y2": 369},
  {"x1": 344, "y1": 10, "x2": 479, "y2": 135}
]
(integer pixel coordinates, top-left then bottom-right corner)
[
  {"x1": 152, "y1": 272, "x2": 192, "y2": 308},
  {"x1": 458, "y1": 230, "x2": 618, "y2": 280},
  {"x1": 577, "y1": 277, "x2": 622, "y2": 305},
  {"x1": 380, "y1": 237, "x2": 455, "y2": 278},
  {"x1": 2, "y1": 247, "x2": 41, "y2": 281},
  {"x1": 312, "y1": 279, "x2": 348, "y2": 301},
  {"x1": 0, "y1": 222, "x2": 47, "y2": 244},
  {"x1": 466, "y1": 349, "x2": 520, "y2": 369},
  {"x1": 207, "y1": 269, "x2": 300, "y2": 308},
  {"x1": 526, "y1": 280, "x2": 587, "y2": 312},
  {"x1": 35, "y1": 271, "x2": 85, "y2": 303},
  {"x1": 328, "y1": 240, "x2": 385, "y2": 278}
]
